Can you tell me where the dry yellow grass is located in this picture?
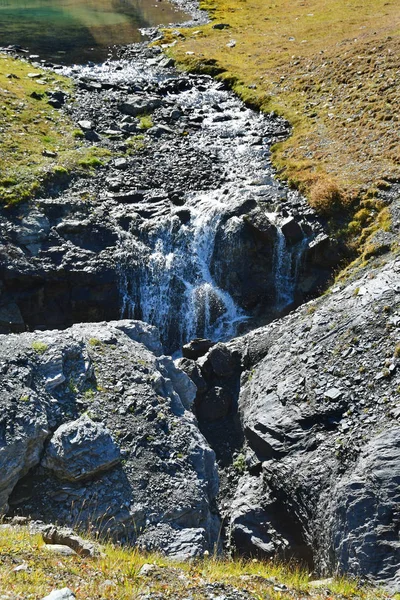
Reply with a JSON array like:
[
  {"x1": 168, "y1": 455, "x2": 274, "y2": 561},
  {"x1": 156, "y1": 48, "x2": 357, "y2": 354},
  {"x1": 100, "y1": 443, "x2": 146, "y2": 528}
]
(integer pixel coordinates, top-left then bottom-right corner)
[{"x1": 167, "y1": 0, "x2": 399, "y2": 210}]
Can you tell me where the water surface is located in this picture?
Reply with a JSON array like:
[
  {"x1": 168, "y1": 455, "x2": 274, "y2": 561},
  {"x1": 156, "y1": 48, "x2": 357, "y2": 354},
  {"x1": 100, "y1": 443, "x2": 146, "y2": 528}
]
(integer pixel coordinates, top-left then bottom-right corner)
[{"x1": 0, "y1": 0, "x2": 190, "y2": 64}]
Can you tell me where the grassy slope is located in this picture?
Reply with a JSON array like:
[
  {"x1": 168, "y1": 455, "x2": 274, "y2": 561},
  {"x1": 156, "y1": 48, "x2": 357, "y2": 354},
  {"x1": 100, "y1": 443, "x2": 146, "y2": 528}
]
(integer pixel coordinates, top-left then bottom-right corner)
[
  {"x1": 0, "y1": 54, "x2": 110, "y2": 206},
  {"x1": 0, "y1": 525, "x2": 395, "y2": 599},
  {"x1": 167, "y1": 0, "x2": 399, "y2": 215}
]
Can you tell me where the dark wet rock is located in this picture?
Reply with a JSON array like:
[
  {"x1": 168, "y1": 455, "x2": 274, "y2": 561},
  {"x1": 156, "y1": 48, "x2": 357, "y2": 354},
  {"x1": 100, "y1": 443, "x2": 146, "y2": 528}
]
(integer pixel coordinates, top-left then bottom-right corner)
[
  {"x1": 183, "y1": 338, "x2": 215, "y2": 360},
  {"x1": 281, "y1": 216, "x2": 303, "y2": 245},
  {"x1": 211, "y1": 205, "x2": 278, "y2": 312},
  {"x1": 0, "y1": 321, "x2": 219, "y2": 557},
  {"x1": 212, "y1": 23, "x2": 230, "y2": 29},
  {"x1": 196, "y1": 386, "x2": 233, "y2": 422}
]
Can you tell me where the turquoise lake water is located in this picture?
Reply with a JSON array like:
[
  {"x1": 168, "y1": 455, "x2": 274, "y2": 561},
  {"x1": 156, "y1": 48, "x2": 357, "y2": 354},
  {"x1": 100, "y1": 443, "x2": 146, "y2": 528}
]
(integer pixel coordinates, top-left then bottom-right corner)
[{"x1": 0, "y1": 0, "x2": 190, "y2": 64}]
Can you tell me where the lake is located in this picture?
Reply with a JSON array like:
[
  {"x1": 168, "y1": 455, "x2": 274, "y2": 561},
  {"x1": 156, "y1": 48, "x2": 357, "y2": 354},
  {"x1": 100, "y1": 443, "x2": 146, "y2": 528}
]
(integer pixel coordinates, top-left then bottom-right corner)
[{"x1": 0, "y1": 0, "x2": 190, "y2": 64}]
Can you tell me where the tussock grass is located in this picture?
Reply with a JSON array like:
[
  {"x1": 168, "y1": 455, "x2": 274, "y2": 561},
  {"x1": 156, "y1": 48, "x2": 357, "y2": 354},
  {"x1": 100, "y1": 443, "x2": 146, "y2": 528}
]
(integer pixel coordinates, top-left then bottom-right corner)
[
  {"x1": 166, "y1": 0, "x2": 399, "y2": 215},
  {"x1": 0, "y1": 54, "x2": 110, "y2": 207},
  {"x1": 0, "y1": 525, "x2": 392, "y2": 599}
]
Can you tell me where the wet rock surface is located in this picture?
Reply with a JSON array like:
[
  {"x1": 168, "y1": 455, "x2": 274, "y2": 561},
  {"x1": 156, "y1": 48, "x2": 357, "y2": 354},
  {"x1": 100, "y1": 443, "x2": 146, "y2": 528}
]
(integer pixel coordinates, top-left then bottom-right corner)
[
  {"x1": 0, "y1": 320, "x2": 219, "y2": 557},
  {"x1": 0, "y1": 44, "x2": 332, "y2": 353}
]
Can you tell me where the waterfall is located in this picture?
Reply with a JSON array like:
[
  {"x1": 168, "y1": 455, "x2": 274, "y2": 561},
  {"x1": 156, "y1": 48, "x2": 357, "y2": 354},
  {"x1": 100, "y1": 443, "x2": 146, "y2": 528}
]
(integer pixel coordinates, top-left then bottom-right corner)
[
  {"x1": 118, "y1": 192, "x2": 248, "y2": 354},
  {"x1": 268, "y1": 213, "x2": 308, "y2": 311}
]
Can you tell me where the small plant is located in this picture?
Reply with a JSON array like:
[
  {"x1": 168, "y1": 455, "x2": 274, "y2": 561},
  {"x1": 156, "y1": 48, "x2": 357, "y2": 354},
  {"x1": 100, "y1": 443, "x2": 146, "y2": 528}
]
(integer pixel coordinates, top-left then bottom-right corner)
[
  {"x1": 31, "y1": 341, "x2": 48, "y2": 354},
  {"x1": 309, "y1": 178, "x2": 346, "y2": 215},
  {"x1": 19, "y1": 394, "x2": 30, "y2": 402},
  {"x1": 233, "y1": 452, "x2": 246, "y2": 474},
  {"x1": 138, "y1": 115, "x2": 153, "y2": 130},
  {"x1": 84, "y1": 388, "x2": 96, "y2": 400},
  {"x1": 394, "y1": 344, "x2": 400, "y2": 358},
  {"x1": 68, "y1": 378, "x2": 78, "y2": 394},
  {"x1": 88, "y1": 337, "x2": 103, "y2": 348}
]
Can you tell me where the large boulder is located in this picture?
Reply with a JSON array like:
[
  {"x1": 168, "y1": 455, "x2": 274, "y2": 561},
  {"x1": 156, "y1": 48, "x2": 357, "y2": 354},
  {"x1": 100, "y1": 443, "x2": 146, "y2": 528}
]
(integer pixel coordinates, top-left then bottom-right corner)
[{"x1": 42, "y1": 416, "x2": 121, "y2": 481}]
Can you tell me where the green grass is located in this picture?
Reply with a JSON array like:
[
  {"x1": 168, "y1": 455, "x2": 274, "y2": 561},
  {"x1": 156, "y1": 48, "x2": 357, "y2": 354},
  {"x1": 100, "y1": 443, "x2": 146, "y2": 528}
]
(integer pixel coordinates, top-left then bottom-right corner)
[
  {"x1": 0, "y1": 525, "x2": 391, "y2": 600},
  {"x1": 0, "y1": 54, "x2": 112, "y2": 207}
]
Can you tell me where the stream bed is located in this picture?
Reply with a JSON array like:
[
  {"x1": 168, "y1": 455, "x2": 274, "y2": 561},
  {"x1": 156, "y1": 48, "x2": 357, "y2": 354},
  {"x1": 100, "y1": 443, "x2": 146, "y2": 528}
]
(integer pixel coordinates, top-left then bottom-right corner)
[{"x1": 0, "y1": 43, "x2": 334, "y2": 353}]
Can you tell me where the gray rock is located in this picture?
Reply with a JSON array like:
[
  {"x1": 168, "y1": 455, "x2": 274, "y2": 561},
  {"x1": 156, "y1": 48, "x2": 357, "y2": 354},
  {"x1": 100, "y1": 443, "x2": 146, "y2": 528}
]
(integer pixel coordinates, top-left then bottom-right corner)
[
  {"x1": 0, "y1": 321, "x2": 219, "y2": 555},
  {"x1": 225, "y1": 256, "x2": 400, "y2": 586},
  {"x1": 119, "y1": 96, "x2": 162, "y2": 117},
  {"x1": 42, "y1": 415, "x2": 121, "y2": 481},
  {"x1": 41, "y1": 589, "x2": 75, "y2": 600},
  {"x1": 329, "y1": 428, "x2": 400, "y2": 589}
]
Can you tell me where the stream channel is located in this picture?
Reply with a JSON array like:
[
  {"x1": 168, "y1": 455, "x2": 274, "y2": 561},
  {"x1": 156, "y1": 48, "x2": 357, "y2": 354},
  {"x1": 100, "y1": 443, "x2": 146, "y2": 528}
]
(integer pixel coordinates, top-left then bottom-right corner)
[{"x1": 0, "y1": 8, "x2": 335, "y2": 355}]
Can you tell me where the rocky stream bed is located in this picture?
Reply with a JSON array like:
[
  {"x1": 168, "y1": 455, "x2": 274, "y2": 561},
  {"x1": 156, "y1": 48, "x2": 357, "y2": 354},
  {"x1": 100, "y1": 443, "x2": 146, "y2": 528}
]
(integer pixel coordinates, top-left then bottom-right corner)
[{"x1": 0, "y1": 36, "x2": 400, "y2": 593}]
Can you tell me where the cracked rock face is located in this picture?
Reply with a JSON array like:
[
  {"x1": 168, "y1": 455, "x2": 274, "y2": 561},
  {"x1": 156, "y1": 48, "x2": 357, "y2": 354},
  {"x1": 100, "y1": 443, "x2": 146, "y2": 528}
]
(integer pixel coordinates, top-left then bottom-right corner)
[
  {"x1": 231, "y1": 257, "x2": 400, "y2": 587},
  {"x1": 0, "y1": 320, "x2": 219, "y2": 558},
  {"x1": 181, "y1": 256, "x2": 400, "y2": 589}
]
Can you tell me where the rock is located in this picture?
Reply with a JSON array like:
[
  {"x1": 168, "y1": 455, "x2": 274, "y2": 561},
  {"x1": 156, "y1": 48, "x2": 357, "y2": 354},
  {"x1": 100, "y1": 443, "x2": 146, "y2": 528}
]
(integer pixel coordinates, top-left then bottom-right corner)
[
  {"x1": 183, "y1": 339, "x2": 215, "y2": 360},
  {"x1": 147, "y1": 125, "x2": 174, "y2": 137},
  {"x1": 139, "y1": 563, "x2": 157, "y2": 576},
  {"x1": 0, "y1": 321, "x2": 219, "y2": 556},
  {"x1": 175, "y1": 358, "x2": 207, "y2": 395},
  {"x1": 0, "y1": 303, "x2": 25, "y2": 333},
  {"x1": 207, "y1": 343, "x2": 237, "y2": 377},
  {"x1": 119, "y1": 96, "x2": 162, "y2": 117},
  {"x1": 42, "y1": 150, "x2": 58, "y2": 158},
  {"x1": 223, "y1": 256, "x2": 400, "y2": 587},
  {"x1": 280, "y1": 217, "x2": 303, "y2": 245},
  {"x1": 42, "y1": 525, "x2": 100, "y2": 557},
  {"x1": 42, "y1": 415, "x2": 121, "y2": 481},
  {"x1": 114, "y1": 157, "x2": 128, "y2": 170},
  {"x1": 196, "y1": 386, "x2": 233, "y2": 421},
  {"x1": 212, "y1": 23, "x2": 230, "y2": 29},
  {"x1": 77, "y1": 120, "x2": 93, "y2": 130},
  {"x1": 41, "y1": 589, "x2": 75, "y2": 600},
  {"x1": 13, "y1": 209, "x2": 50, "y2": 246},
  {"x1": 329, "y1": 428, "x2": 400, "y2": 588},
  {"x1": 43, "y1": 544, "x2": 77, "y2": 556}
]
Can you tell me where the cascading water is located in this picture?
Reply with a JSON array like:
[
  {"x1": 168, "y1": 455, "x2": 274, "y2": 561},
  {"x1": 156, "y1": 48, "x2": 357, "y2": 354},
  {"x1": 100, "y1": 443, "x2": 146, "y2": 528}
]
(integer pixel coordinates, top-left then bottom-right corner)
[
  {"x1": 270, "y1": 217, "x2": 309, "y2": 311},
  {"x1": 118, "y1": 191, "x2": 248, "y2": 353},
  {"x1": 64, "y1": 54, "x2": 318, "y2": 353}
]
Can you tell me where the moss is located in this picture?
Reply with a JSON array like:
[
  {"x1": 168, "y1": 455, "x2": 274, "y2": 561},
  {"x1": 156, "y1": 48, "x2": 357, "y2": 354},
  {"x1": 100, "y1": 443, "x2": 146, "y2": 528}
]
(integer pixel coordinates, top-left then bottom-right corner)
[{"x1": 31, "y1": 341, "x2": 48, "y2": 354}]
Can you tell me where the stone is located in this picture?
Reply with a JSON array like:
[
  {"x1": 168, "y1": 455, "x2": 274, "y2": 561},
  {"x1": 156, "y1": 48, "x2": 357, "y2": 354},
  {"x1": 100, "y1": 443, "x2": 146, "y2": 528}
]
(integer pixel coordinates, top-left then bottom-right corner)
[
  {"x1": 41, "y1": 589, "x2": 75, "y2": 600},
  {"x1": 182, "y1": 339, "x2": 215, "y2": 360},
  {"x1": 114, "y1": 157, "x2": 128, "y2": 169},
  {"x1": 0, "y1": 303, "x2": 25, "y2": 333},
  {"x1": 324, "y1": 387, "x2": 342, "y2": 400},
  {"x1": 280, "y1": 217, "x2": 303, "y2": 245},
  {"x1": 0, "y1": 322, "x2": 220, "y2": 556},
  {"x1": 119, "y1": 96, "x2": 162, "y2": 117},
  {"x1": 207, "y1": 343, "x2": 237, "y2": 377},
  {"x1": 43, "y1": 544, "x2": 77, "y2": 556},
  {"x1": 41, "y1": 415, "x2": 121, "y2": 481},
  {"x1": 42, "y1": 525, "x2": 100, "y2": 557},
  {"x1": 196, "y1": 386, "x2": 232, "y2": 421},
  {"x1": 78, "y1": 120, "x2": 93, "y2": 130},
  {"x1": 212, "y1": 23, "x2": 230, "y2": 29}
]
